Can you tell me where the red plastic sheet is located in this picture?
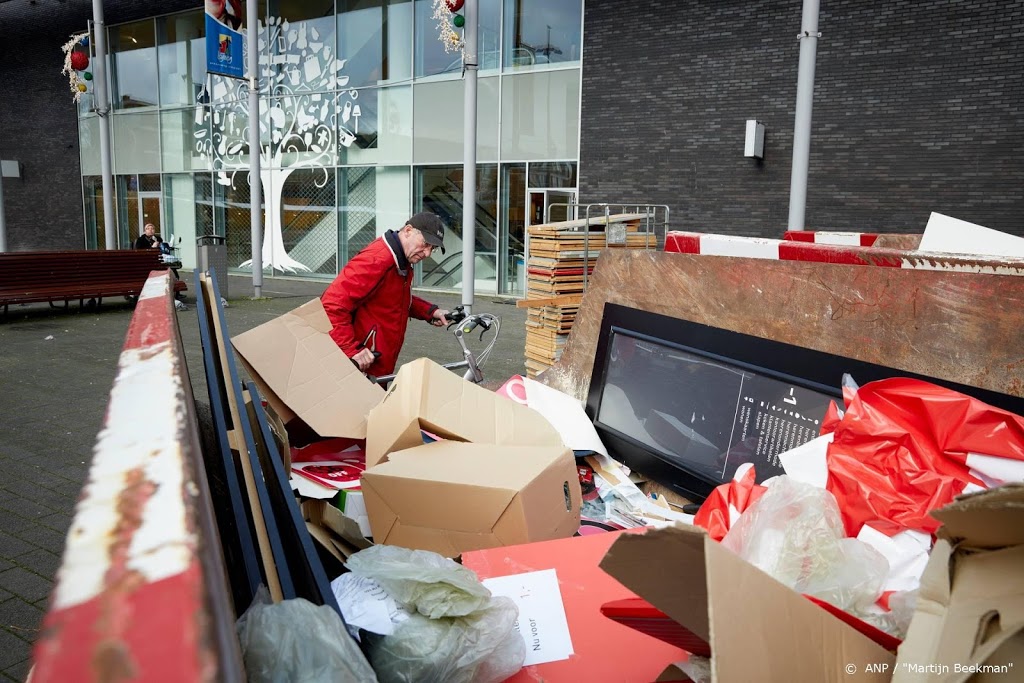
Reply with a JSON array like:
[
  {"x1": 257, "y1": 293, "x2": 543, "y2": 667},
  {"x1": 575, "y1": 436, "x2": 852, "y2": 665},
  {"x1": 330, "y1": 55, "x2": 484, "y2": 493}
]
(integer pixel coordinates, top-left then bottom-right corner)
[
  {"x1": 825, "y1": 377, "x2": 1024, "y2": 536},
  {"x1": 693, "y1": 464, "x2": 767, "y2": 541}
]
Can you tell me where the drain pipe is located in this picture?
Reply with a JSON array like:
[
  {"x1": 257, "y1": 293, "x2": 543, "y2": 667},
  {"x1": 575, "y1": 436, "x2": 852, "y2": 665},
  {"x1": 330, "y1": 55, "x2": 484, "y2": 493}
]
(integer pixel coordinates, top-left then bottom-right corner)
[
  {"x1": 461, "y1": 0, "x2": 478, "y2": 314},
  {"x1": 786, "y1": 0, "x2": 820, "y2": 232}
]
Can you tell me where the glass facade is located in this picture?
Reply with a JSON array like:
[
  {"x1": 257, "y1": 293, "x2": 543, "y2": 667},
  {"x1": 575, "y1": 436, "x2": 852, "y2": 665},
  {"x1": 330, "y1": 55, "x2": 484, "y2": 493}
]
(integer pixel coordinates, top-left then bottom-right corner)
[{"x1": 77, "y1": 0, "x2": 582, "y2": 295}]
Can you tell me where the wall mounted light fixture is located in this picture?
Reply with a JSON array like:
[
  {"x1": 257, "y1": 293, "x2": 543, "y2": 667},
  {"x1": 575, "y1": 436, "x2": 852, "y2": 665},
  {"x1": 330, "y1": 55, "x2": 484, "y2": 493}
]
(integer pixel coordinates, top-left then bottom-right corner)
[{"x1": 745, "y1": 120, "x2": 765, "y2": 159}]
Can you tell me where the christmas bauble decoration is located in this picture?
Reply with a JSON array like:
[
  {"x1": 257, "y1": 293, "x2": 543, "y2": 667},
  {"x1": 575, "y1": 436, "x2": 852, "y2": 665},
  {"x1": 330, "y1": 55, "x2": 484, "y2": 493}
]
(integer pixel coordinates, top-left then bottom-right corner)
[
  {"x1": 453, "y1": 13, "x2": 465, "y2": 28},
  {"x1": 70, "y1": 50, "x2": 89, "y2": 71},
  {"x1": 77, "y1": 82, "x2": 88, "y2": 92},
  {"x1": 446, "y1": 0, "x2": 465, "y2": 11},
  {"x1": 83, "y1": 71, "x2": 93, "y2": 81}
]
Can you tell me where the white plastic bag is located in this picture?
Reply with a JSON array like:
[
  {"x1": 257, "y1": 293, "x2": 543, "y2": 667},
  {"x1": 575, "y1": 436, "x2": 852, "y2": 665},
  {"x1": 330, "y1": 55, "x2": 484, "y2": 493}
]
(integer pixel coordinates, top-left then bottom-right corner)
[
  {"x1": 721, "y1": 476, "x2": 889, "y2": 613},
  {"x1": 236, "y1": 588, "x2": 378, "y2": 683},
  {"x1": 366, "y1": 596, "x2": 525, "y2": 683},
  {"x1": 346, "y1": 544, "x2": 491, "y2": 618}
]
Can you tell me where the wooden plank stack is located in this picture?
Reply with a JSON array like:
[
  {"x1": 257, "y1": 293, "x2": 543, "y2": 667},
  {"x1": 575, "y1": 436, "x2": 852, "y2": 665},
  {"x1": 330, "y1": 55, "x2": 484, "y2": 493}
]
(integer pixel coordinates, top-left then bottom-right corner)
[{"x1": 522, "y1": 213, "x2": 657, "y2": 377}]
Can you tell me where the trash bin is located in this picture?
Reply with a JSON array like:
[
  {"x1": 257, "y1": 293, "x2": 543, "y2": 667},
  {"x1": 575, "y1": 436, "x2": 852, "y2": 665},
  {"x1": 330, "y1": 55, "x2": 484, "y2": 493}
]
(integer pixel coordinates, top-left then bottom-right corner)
[{"x1": 197, "y1": 234, "x2": 228, "y2": 299}]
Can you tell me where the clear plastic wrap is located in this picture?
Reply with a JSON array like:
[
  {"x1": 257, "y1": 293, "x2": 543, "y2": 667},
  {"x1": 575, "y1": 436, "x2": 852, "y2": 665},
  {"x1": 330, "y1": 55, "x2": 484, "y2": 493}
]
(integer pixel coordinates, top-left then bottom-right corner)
[
  {"x1": 346, "y1": 544, "x2": 491, "y2": 619},
  {"x1": 721, "y1": 476, "x2": 889, "y2": 614},
  {"x1": 365, "y1": 596, "x2": 525, "y2": 683},
  {"x1": 236, "y1": 588, "x2": 378, "y2": 683}
]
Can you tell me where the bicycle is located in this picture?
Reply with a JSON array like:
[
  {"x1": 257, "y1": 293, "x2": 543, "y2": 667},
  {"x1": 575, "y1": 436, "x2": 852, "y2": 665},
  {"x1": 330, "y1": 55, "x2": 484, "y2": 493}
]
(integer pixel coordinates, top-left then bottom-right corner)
[{"x1": 370, "y1": 305, "x2": 501, "y2": 389}]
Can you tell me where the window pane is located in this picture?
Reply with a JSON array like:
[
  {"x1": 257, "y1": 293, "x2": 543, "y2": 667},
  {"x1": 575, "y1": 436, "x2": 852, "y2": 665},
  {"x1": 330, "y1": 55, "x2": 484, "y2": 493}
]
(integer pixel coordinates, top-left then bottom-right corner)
[
  {"x1": 413, "y1": 76, "x2": 498, "y2": 163},
  {"x1": 164, "y1": 174, "x2": 199, "y2": 269},
  {"x1": 338, "y1": 0, "x2": 412, "y2": 87},
  {"x1": 342, "y1": 85, "x2": 412, "y2": 165},
  {"x1": 415, "y1": 164, "x2": 498, "y2": 294},
  {"x1": 161, "y1": 109, "x2": 212, "y2": 172},
  {"x1": 339, "y1": 166, "x2": 410, "y2": 264},
  {"x1": 414, "y1": 0, "x2": 500, "y2": 77},
  {"x1": 219, "y1": 173, "x2": 252, "y2": 267},
  {"x1": 79, "y1": 115, "x2": 101, "y2": 176},
  {"x1": 279, "y1": 167, "x2": 338, "y2": 276},
  {"x1": 528, "y1": 161, "x2": 576, "y2": 188},
  {"x1": 503, "y1": 0, "x2": 582, "y2": 69},
  {"x1": 500, "y1": 69, "x2": 580, "y2": 160},
  {"x1": 110, "y1": 20, "x2": 159, "y2": 108},
  {"x1": 500, "y1": 163, "x2": 526, "y2": 295},
  {"x1": 112, "y1": 111, "x2": 162, "y2": 174},
  {"x1": 157, "y1": 11, "x2": 206, "y2": 107}
]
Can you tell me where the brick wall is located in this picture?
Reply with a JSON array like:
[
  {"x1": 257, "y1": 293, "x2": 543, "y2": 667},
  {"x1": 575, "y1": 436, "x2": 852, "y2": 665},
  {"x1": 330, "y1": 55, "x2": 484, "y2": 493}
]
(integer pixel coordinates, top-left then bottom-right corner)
[
  {"x1": 0, "y1": 0, "x2": 198, "y2": 251},
  {"x1": 579, "y1": 0, "x2": 1024, "y2": 236}
]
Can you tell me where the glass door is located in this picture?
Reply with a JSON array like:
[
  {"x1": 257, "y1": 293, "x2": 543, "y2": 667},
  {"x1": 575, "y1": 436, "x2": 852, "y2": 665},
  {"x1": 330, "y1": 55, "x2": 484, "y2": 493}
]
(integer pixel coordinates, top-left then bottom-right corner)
[{"x1": 139, "y1": 192, "x2": 162, "y2": 236}]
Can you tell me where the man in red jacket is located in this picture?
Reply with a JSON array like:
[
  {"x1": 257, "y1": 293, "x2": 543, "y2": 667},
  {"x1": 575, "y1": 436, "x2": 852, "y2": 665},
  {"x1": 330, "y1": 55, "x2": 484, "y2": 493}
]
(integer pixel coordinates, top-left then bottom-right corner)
[{"x1": 322, "y1": 212, "x2": 451, "y2": 376}]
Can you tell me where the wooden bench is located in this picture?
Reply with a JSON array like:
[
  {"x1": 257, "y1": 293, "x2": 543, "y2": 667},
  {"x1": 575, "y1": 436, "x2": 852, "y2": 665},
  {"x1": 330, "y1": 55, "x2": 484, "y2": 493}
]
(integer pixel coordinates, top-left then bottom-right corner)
[{"x1": 0, "y1": 249, "x2": 187, "y2": 315}]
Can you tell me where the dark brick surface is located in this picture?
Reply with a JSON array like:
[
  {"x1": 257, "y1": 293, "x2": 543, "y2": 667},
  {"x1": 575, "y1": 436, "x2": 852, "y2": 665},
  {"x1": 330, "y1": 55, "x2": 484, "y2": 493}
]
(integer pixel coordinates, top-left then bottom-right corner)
[
  {"x1": 0, "y1": 598, "x2": 44, "y2": 645},
  {"x1": 0, "y1": 569, "x2": 52, "y2": 606},
  {"x1": 0, "y1": 626, "x2": 30, "y2": 673},
  {"x1": 580, "y1": 0, "x2": 1024, "y2": 235}
]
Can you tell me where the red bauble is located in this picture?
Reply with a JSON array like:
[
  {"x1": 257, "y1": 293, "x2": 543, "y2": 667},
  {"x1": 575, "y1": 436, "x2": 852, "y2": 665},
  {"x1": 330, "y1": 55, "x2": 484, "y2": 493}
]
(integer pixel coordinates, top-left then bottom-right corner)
[
  {"x1": 446, "y1": 0, "x2": 465, "y2": 11},
  {"x1": 70, "y1": 50, "x2": 90, "y2": 71}
]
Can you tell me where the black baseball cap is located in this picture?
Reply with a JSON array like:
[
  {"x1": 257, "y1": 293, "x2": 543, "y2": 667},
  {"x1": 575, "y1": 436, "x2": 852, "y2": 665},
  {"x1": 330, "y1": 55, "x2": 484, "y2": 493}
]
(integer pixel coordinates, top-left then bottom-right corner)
[{"x1": 407, "y1": 212, "x2": 446, "y2": 254}]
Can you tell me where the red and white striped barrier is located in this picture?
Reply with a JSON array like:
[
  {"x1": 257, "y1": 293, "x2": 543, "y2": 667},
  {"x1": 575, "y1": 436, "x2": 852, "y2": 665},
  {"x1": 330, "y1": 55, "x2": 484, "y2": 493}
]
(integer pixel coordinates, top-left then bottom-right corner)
[
  {"x1": 664, "y1": 231, "x2": 1024, "y2": 275},
  {"x1": 32, "y1": 271, "x2": 236, "y2": 682},
  {"x1": 783, "y1": 230, "x2": 883, "y2": 247}
]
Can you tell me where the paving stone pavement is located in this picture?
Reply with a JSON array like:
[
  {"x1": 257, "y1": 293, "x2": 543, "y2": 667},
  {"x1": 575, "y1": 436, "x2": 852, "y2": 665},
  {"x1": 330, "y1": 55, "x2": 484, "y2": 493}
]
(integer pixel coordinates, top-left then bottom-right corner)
[{"x1": 0, "y1": 271, "x2": 526, "y2": 680}]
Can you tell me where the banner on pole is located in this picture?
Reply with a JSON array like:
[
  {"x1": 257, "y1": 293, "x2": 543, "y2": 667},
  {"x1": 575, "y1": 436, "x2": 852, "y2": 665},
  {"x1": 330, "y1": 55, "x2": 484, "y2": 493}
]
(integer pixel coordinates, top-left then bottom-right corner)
[{"x1": 205, "y1": 0, "x2": 245, "y2": 79}]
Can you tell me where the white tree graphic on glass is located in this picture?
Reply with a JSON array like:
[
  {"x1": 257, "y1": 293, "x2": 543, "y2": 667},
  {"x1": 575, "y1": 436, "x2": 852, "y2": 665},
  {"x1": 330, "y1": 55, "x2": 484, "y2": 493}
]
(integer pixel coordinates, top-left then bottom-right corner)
[{"x1": 195, "y1": 16, "x2": 361, "y2": 273}]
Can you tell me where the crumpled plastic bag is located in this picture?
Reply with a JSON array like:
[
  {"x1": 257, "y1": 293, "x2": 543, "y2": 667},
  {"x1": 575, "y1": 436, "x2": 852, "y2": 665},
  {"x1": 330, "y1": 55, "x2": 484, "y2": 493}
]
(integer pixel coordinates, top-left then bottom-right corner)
[
  {"x1": 346, "y1": 544, "x2": 491, "y2": 618},
  {"x1": 825, "y1": 376, "x2": 1024, "y2": 536},
  {"x1": 722, "y1": 476, "x2": 889, "y2": 614},
  {"x1": 365, "y1": 596, "x2": 525, "y2": 683},
  {"x1": 693, "y1": 463, "x2": 767, "y2": 541},
  {"x1": 236, "y1": 587, "x2": 378, "y2": 683}
]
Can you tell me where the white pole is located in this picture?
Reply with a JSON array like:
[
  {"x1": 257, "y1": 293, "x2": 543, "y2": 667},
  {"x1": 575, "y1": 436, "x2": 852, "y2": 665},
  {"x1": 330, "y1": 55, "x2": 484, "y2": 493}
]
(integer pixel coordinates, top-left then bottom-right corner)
[
  {"x1": 461, "y1": 0, "x2": 478, "y2": 314},
  {"x1": 786, "y1": 0, "x2": 820, "y2": 232},
  {"x1": 92, "y1": 0, "x2": 117, "y2": 249},
  {"x1": 248, "y1": 1, "x2": 263, "y2": 297}
]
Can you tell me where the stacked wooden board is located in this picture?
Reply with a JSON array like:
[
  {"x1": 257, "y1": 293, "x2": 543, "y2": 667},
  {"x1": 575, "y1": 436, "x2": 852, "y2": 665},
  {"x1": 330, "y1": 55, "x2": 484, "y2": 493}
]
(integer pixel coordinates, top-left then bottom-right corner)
[{"x1": 521, "y1": 214, "x2": 658, "y2": 377}]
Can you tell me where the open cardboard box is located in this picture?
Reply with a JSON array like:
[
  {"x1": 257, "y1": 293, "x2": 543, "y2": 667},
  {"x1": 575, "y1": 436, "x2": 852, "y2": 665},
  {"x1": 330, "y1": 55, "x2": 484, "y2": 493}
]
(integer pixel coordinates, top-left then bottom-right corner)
[
  {"x1": 599, "y1": 524, "x2": 896, "y2": 682},
  {"x1": 892, "y1": 484, "x2": 1024, "y2": 682},
  {"x1": 361, "y1": 441, "x2": 582, "y2": 558},
  {"x1": 365, "y1": 357, "x2": 564, "y2": 468},
  {"x1": 232, "y1": 298, "x2": 384, "y2": 439}
]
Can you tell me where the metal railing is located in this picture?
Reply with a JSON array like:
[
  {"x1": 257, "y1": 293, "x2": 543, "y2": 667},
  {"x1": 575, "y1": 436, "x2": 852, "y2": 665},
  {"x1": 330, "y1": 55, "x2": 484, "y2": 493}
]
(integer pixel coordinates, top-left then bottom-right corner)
[{"x1": 541, "y1": 203, "x2": 671, "y2": 291}]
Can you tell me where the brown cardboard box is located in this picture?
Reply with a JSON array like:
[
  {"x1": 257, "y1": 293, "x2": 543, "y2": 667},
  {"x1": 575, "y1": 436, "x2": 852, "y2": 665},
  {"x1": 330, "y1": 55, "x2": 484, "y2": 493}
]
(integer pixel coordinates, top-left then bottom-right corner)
[
  {"x1": 892, "y1": 484, "x2": 1024, "y2": 682},
  {"x1": 231, "y1": 298, "x2": 384, "y2": 439},
  {"x1": 361, "y1": 441, "x2": 582, "y2": 558},
  {"x1": 599, "y1": 524, "x2": 896, "y2": 682},
  {"x1": 365, "y1": 357, "x2": 564, "y2": 468}
]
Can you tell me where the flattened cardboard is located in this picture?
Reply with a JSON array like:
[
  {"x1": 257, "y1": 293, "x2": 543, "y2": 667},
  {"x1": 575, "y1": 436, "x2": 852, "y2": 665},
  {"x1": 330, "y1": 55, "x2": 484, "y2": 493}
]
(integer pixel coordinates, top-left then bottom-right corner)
[
  {"x1": 231, "y1": 298, "x2": 384, "y2": 439},
  {"x1": 361, "y1": 441, "x2": 581, "y2": 557},
  {"x1": 893, "y1": 484, "x2": 1024, "y2": 682},
  {"x1": 599, "y1": 525, "x2": 895, "y2": 682},
  {"x1": 365, "y1": 358, "x2": 564, "y2": 468}
]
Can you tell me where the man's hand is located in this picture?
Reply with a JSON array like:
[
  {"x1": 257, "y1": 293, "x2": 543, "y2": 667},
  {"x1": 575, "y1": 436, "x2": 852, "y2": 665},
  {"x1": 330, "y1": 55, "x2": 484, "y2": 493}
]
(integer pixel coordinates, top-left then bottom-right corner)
[
  {"x1": 351, "y1": 347, "x2": 375, "y2": 371},
  {"x1": 431, "y1": 309, "x2": 450, "y2": 327}
]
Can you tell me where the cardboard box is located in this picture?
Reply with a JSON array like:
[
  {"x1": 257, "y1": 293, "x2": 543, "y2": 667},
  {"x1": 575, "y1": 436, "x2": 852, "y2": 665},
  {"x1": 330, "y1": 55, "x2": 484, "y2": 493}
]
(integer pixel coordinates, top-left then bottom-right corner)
[
  {"x1": 361, "y1": 441, "x2": 582, "y2": 557},
  {"x1": 893, "y1": 484, "x2": 1024, "y2": 682},
  {"x1": 599, "y1": 524, "x2": 896, "y2": 682},
  {"x1": 365, "y1": 357, "x2": 564, "y2": 468},
  {"x1": 302, "y1": 499, "x2": 372, "y2": 561},
  {"x1": 231, "y1": 298, "x2": 384, "y2": 439},
  {"x1": 462, "y1": 530, "x2": 686, "y2": 682}
]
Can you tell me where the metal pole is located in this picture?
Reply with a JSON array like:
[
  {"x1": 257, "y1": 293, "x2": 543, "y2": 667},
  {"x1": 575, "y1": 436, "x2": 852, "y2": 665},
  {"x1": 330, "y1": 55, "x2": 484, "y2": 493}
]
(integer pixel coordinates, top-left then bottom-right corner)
[
  {"x1": 248, "y1": 1, "x2": 263, "y2": 297},
  {"x1": 92, "y1": 0, "x2": 116, "y2": 249},
  {"x1": 461, "y1": 0, "x2": 478, "y2": 314},
  {"x1": 786, "y1": 0, "x2": 820, "y2": 233},
  {"x1": 0, "y1": 166, "x2": 6, "y2": 252}
]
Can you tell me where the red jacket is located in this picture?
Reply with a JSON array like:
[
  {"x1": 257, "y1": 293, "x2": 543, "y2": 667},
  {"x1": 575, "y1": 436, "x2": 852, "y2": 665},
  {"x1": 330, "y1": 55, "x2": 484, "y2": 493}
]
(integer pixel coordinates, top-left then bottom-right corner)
[{"x1": 321, "y1": 232, "x2": 437, "y2": 376}]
